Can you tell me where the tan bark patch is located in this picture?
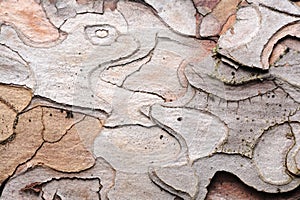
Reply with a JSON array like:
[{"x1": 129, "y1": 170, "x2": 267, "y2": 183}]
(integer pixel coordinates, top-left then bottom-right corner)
[
  {"x1": 42, "y1": 107, "x2": 85, "y2": 143},
  {"x1": 0, "y1": 107, "x2": 44, "y2": 184},
  {"x1": 0, "y1": 84, "x2": 32, "y2": 112},
  {"x1": 31, "y1": 124, "x2": 95, "y2": 172},
  {"x1": 75, "y1": 116, "x2": 103, "y2": 153},
  {"x1": 0, "y1": 102, "x2": 16, "y2": 143}
]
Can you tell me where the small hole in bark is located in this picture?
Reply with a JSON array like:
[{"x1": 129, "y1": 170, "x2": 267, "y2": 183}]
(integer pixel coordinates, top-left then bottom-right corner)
[
  {"x1": 65, "y1": 111, "x2": 73, "y2": 119},
  {"x1": 49, "y1": 113, "x2": 52, "y2": 117},
  {"x1": 177, "y1": 117, "x2": 182, "y2": 121},
  {"x1": 277, "y1": 188, "x2": 281, "y2": 193},
  {"x1": 286, "y1": 47, "x2": 290, "y2": 53},
  {"x1": 160, "y1": 135, "x2": 163, "y2": 139},
  {"x1": 231, "y1": 71, "x2": 235, "y2": 76}
]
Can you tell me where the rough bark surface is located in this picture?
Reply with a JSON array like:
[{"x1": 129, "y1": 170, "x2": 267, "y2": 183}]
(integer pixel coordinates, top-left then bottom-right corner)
[{"x1": 0, "y1": 0, "x2": 300, "y2": 199}]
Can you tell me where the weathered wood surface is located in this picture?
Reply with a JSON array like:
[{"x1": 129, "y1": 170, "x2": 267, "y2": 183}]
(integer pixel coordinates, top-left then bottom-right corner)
[{"x1": 0, "y1": 0, "x2": 300, "y2": 199}]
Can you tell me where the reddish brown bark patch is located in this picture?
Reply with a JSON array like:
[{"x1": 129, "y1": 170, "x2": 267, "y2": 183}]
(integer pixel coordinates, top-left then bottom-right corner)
[
  {"x1": 0, "y1": 0, "x2": 60, "y2": 44},
  {"x1": 206, "y1": 172, "x2": 300, "y2": 200}
]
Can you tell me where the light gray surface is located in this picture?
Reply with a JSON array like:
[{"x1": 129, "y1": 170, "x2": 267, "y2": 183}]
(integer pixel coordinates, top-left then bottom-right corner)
[{"x1": 1, "y1": 0, "x2": 300, "y2": 200}]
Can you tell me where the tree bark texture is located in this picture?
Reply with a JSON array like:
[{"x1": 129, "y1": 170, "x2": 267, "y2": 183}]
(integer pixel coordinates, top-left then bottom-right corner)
[{"x1": 0, "y1": 0, "x2": 300, "y2": 199}]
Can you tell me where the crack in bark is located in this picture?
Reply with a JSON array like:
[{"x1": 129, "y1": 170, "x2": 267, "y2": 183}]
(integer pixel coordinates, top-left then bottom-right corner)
[
  {"x1": 41, "y1": 110, "x2": 86, "y2": 143},
  {"x1": 103, "y1": 123, "x2": 157, "y2": 129},
  {"x1": 259, "y1": 3, "x2": 300, "y2": 17},
  {"x1": 23, "y1": 95, "x2": 109, "y2": 119},
  {"x1": 0, "y1": 97, "x2": 18, "y2": 114}
]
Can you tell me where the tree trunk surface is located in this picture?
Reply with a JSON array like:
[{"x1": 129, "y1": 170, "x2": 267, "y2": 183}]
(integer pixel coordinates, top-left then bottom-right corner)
[{"x1": 0, "y1": 0, "x2": 300, "y2": 199}]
